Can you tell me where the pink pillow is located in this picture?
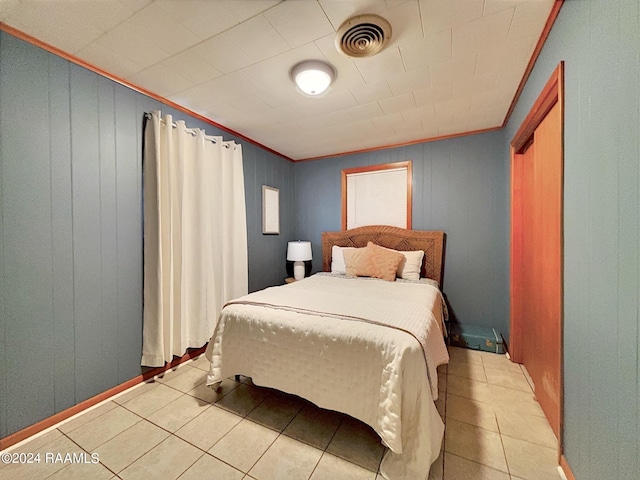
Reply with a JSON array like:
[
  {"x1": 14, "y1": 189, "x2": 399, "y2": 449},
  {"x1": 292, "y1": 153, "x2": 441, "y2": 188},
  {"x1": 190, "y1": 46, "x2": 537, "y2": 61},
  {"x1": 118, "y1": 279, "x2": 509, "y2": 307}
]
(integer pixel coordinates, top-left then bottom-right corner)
[
  {"x1": 348, "y1": 242, "x2": 404, "y2": 282},
  {"x1": 343, "y1": 247, "x2": 367, "y2": 277}
]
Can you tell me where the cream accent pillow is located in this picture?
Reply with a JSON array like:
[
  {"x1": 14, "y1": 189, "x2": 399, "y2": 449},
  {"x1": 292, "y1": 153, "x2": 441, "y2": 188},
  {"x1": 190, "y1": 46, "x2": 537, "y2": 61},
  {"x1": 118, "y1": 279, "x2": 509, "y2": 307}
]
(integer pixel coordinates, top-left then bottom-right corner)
[
  {"x1": 351, "y1": 242, "x2": 405, "y2": 282},
  {"x1": 378, "y1": 246, "x2": 424, "y2": 281},
  {"x1": 331, "y1": 245, "x2": 356, "y2": 274}
]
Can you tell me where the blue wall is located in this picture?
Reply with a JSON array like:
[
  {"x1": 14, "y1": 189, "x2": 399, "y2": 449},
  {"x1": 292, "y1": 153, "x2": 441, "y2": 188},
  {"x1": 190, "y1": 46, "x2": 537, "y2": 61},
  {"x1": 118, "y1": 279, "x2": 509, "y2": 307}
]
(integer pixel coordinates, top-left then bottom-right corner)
[
  {"x1": 504, "y1": 0, "x2": 639, "y2": 478},
  {"x1": 244, "y1": 148, "x2": 295, "y2": 293},
  {"x1": 0, "y1": 31, "x2": 293, "y2": 439},
  {"x1": 294, "y1": 132, "x2": 510, "y2": 335}
]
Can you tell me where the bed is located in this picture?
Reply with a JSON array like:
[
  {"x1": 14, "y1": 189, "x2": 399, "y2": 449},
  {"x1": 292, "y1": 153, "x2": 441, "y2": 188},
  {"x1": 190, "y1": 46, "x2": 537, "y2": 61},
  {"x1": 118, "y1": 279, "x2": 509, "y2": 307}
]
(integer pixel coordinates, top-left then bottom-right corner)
[{"x1": 205, "y1": 225, "x2": 449, "y2": 479}]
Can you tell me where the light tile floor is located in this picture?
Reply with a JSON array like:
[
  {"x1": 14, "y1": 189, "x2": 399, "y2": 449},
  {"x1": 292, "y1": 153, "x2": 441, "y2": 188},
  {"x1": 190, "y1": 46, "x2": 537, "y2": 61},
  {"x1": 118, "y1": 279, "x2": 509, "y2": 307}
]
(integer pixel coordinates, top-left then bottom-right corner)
[{"x1": 0, "y1": 347, "x2": 561, "y2": 480}]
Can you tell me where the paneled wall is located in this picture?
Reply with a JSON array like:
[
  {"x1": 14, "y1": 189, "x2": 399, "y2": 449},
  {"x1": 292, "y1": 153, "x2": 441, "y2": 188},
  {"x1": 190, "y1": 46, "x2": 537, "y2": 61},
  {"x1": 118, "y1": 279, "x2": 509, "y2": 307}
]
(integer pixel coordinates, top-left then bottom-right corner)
[
  {"x1": 504, "y1": 0, "x2": 639, "y2": 478},
  {"x1": 294, "y1": 131, "x2": 510, "y2": 335},
  {"x1": 243, "y1": 147, "x2": 295, "y2": 293},
  {"x1": 0, "y1": 31, "x2": 293, "y2": 439}
]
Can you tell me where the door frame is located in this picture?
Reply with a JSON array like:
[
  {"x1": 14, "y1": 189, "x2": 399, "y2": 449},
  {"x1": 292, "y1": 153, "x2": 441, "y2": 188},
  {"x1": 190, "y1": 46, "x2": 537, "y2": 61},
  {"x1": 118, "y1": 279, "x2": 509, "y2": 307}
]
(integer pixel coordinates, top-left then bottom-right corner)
[{"x1": 509, "y1": 62, "x2": 564, "y2": 456}]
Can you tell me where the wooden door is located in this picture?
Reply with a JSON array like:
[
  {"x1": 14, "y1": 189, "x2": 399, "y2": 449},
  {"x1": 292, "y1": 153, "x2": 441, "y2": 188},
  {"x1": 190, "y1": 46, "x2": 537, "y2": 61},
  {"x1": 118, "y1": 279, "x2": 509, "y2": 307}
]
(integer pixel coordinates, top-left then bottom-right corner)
[{"x1": 510, "y1": 64, "x2": 564, "y2": 442}]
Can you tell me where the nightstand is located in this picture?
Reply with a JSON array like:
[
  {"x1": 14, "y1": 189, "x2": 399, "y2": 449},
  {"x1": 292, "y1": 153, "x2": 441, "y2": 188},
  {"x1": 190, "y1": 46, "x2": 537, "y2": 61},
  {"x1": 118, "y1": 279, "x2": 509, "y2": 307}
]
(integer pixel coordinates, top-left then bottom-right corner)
[{"x1": 285, "y1": 277, "x2": 296, "y2": 284}]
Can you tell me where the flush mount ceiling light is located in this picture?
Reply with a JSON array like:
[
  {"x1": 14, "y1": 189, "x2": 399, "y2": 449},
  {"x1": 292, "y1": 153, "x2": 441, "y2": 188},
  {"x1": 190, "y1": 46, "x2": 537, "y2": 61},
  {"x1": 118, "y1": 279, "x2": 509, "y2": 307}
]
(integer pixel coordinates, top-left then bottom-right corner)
[{"x1": 290, "y1": 60, "x2": 336, "y2": 96}]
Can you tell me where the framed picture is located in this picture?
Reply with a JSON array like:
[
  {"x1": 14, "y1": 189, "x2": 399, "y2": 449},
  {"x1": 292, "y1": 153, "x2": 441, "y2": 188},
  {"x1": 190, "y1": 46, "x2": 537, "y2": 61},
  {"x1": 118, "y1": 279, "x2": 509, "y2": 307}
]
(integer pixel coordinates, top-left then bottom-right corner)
[{"x1": 262, "y1": 185, "x2": 280, "y2": 234}]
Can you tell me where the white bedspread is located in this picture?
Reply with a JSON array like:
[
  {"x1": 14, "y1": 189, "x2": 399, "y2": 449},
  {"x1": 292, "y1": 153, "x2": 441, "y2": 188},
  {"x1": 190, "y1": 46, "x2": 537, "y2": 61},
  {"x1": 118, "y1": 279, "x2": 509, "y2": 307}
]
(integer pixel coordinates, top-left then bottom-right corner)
[{"x1": 205, "y1": 274, "x2": 449, "y2": 479}]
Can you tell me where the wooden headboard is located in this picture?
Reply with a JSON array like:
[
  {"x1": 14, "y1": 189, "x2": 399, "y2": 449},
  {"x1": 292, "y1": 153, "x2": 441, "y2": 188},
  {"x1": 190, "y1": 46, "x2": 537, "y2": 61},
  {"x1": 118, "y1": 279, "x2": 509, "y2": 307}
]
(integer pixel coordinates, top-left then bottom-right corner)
[{"x1": 321, "y1": 225, "x2": 446, "y2": 288}]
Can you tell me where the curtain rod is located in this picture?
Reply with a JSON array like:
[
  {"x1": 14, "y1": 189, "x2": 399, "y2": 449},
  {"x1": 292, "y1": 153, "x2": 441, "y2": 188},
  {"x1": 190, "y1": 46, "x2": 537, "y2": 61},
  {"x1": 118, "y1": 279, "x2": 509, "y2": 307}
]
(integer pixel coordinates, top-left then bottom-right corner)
[{"x1": 144, "y1": 112, "x2": 234, "y2": 148}]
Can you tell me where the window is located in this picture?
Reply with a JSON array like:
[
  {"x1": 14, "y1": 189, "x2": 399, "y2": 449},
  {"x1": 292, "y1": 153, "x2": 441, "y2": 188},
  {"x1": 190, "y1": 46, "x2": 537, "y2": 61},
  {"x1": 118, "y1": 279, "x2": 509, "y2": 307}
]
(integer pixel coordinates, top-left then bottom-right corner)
[{"x1": 341, "y1": 161, "x2": 412, "y2": 230}]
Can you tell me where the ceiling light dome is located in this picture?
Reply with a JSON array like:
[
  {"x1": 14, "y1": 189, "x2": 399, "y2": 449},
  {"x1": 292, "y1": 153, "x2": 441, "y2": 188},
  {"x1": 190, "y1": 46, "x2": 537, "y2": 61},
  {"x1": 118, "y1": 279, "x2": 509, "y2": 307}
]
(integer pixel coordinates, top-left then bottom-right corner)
[{"x1": 290, "y1": 60, "x2": 336, "y2": 96}]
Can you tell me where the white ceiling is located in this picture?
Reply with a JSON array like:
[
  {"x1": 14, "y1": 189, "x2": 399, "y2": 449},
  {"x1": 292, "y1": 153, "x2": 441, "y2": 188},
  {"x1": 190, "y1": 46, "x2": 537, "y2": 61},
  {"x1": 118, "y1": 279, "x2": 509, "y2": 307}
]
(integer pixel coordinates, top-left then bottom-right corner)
[{"x1": 0, "y1": 0, "x2": 555, "y2": 160}]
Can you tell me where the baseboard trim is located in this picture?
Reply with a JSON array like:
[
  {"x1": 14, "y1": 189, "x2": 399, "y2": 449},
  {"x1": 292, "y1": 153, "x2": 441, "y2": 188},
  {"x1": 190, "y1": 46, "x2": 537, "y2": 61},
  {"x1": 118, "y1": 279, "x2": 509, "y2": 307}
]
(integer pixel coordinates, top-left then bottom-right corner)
[
  {"x1": 0, "y1": 346, "x2": 207, "y2": 451},
  {"x1": 560, "y1": 454, "x2": 577, "y2": 480}
]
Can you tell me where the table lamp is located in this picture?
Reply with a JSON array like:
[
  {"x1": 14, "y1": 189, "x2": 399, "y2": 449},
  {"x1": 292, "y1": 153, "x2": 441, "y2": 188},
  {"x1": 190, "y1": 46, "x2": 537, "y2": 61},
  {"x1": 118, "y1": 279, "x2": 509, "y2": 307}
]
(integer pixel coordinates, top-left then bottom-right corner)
[{"x1": 287, "y1": 241, "x2": 312, "y2": 280}]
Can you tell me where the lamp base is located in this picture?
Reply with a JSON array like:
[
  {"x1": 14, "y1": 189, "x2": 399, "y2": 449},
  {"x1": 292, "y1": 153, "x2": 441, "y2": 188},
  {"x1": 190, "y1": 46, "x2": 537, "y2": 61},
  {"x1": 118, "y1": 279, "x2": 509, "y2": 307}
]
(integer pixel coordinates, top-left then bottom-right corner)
[
  {"x1": 293, "y1": 261, "x2": 305, "y2": 280},
  {"x1": 286, "y1": 260, "x2": 312, "y2": 278}
]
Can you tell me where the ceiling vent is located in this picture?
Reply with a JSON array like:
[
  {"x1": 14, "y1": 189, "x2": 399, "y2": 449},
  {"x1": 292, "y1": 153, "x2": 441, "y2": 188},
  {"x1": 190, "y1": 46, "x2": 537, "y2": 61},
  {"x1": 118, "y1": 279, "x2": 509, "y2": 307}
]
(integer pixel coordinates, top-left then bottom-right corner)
[{"x1": 335, "y1": 14, "x2": 392, "y2": 58}]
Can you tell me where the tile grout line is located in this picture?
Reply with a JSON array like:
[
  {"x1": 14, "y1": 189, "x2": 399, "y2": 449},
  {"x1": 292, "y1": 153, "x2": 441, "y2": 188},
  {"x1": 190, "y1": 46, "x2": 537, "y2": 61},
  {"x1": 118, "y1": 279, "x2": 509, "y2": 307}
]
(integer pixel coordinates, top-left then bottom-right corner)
[
  {"x1": 87, "y1": 376, "x2": 247, "y2": 476},
  {"x1": 118, "y1": 377, "x2": 250, "y2": 477},
  {"x1": 7, "y1": 372, "x2": 342, "y2": 478},
  {"x1": 206, "y1": 381, "x2": 280, "y2": 477},
  {"x1": 494, "y1": 354, "x2": 537, "y2": 477},
  {"x1": 448, "y1": 350, "x2": 511, "y2": 478},
  {"x1": 54, "y1": 428, "x2": 121, "y2": 479},
  {"x1": 131, "y1": 374, "x2": 343, "y2": 478},
  {"x1": 440, "y1": 369, "x2": 449, "y2": 479},
  {"x1": 172, "y1": 450, "x2": 206, "y2": 480}
]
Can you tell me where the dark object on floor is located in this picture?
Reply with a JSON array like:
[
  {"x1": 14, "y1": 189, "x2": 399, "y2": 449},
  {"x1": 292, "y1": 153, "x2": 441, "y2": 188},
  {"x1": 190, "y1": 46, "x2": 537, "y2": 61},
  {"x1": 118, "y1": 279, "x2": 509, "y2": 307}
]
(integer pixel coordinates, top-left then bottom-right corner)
[{"x1": 449, "y1": 323, "x2": 505, "y2": 354}]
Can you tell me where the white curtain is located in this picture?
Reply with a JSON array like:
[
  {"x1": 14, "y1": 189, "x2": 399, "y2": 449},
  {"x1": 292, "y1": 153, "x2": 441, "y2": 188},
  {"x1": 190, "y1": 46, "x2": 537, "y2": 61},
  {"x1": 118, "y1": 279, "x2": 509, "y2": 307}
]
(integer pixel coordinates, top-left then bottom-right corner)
[{"x1": 141, "y1": 111, "x2": 248, "y2": 367}]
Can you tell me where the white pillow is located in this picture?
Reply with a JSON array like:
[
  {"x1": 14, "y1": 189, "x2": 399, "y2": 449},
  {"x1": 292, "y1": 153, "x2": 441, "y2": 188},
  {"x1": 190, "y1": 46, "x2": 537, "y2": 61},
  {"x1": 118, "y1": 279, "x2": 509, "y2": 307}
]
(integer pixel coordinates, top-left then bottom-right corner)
[
  {"x1": 378, "y1": 246, "x2": 424, "y2": 281},
  {"x1": 396, "y1": 249, "x2": 424, "y2": 281},
  {"x1": 331, "y1": 245, "x2": 356, "y2": 274}
]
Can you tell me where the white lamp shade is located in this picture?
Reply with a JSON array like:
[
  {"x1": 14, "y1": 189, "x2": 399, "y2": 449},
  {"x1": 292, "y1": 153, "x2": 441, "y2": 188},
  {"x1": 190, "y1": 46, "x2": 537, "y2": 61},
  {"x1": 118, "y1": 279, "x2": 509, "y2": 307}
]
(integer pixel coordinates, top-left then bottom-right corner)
[
  {"x1": 291, "y1": 61, "x2": 336, "y2": 96},
  {"x1": 287, "y1": 241, "x2": 312, "y2": 261}
]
